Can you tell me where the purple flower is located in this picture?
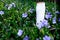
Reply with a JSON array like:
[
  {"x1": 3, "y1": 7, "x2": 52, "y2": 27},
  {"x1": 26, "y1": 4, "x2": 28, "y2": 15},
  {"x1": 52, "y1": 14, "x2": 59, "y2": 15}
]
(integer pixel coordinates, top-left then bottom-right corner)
[
  {"x1": 42, "y1": 19, "x2": 49, "y2": 26},
  {"x1": 52, "y1": 17, "x2": 56, "y2": 24},
  {"x1": 45, "y1": 12, "x2": 52, "y2": 19},
  {"x1": 17, "y1": 29, "x2": 23, "y2": 36},
  {"x1": 36, "y1": 22, "x2": 44, "y2": 29},
  {"x1": 43, "y1": 35, "x2": 51, "y2": 40},
  {"x1": 36, "y1": 19, "x2": 49, "y2": 29},
  {"x1": 45, "y1": 14, "x2": 52, "y2": 19},
  {"x1": 23, "y1": 35, "x2": 29, "y2": 40},
  {"x1": 0, "y1": 11, "x2": 4, "y2": 15},
  {"x1": 22, "y1": 12, "x2": 28, "y2": 18}
]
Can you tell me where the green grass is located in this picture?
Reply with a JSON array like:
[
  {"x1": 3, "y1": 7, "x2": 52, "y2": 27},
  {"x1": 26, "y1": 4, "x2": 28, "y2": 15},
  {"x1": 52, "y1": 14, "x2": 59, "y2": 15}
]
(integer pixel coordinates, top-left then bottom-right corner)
[{"x1": 0, "y1": 0, "x2": 59, "y2": 40}]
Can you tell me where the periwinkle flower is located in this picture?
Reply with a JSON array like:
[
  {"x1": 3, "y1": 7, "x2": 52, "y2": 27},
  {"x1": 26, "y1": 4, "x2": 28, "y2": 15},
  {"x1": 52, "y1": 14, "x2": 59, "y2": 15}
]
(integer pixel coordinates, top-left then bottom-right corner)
[
  {"x1": 45, "y1": 14, "x2": 52, "y2": 19},
  {"x1": 52, "y1": 17, "x2": 56, "y2": 24},
  {"x1": 42, "y1": 19, "x2": 49, "y2": 26},
  {"x1": 36, "y1": 19, "x2": 49, "y2": 29},
  {"x1": 36, "y1": 22, "x2": 44, "y2": 29},
  {"x1": 17, "y1": 29, "x2": 23, "y2": 36},
  {"x1": 0, "y1": 11, "x2": 4, "y2": 15},
  {"x1": 22, "y1": 12, "x2": 28, "y2": 18},
  {"x1": 43, "y1": 35, "x2": 51, "y2": 40},
  {"x1": 23, "y1": 35, "x2": 29, "y2": 40},
  {"x1": 45, "y1": 12, "x2": 52, "y2": 19}
]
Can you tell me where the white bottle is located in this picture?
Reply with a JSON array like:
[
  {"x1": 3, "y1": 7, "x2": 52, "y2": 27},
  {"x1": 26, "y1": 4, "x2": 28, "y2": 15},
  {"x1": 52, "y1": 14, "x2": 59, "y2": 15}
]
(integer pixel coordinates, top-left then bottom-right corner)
[{"x1": 36, "y1": 2, "x2": 45, "y2": 29}]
